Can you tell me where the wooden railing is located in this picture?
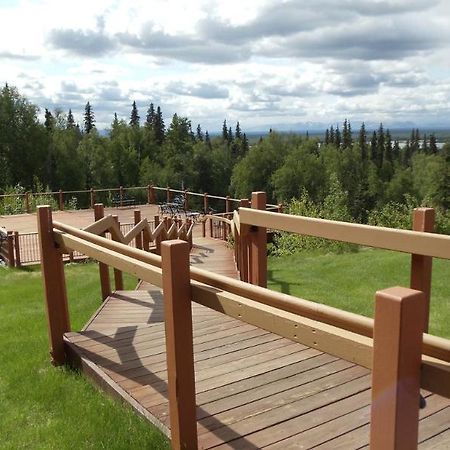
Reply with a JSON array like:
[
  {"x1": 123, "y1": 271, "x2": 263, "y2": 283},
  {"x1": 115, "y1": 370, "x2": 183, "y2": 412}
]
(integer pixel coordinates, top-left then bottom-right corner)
[{"x1": 37, "y1": 194, "x2": 450, "y2": 450}]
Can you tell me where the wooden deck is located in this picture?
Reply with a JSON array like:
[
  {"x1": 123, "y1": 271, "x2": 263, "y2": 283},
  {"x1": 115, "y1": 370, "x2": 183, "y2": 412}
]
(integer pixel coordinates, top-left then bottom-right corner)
[{"x1": 64, "y1": 237, "x2": 450, "y2": 449}]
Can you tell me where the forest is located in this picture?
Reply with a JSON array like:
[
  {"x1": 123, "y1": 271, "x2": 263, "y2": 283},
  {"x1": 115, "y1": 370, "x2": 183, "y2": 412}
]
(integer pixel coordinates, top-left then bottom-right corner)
[{"x1": 1, "y1": 83, "x2": 449, "y2": 236}]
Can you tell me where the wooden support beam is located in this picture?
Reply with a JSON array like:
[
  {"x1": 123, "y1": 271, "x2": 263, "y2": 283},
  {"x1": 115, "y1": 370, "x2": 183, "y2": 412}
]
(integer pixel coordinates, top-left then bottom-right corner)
[
  {"x1": 6, "y1": 231, "x2": 15, "y2": 268},
  {"x1": 58, "y1": 189, "x2": 64, "y2": 211},
  {"x1": 37, "y1": 206, "x2": 70, "y2": 365},
  {"x1": 161, "y1": 240, "x2": 198, "y2": 450},
  {"x1": 203, "y1": 193, "x2": 208, "y2": 214},
  {"x1": 410, "y1": 207, "x2": 435, "y2": 332},
  {"x1": 250, "y1": 192, "x2": 267, "y2": 288},
  {"x1": 225, "y1": 195, "x2": 230, "y2": 213},
  {"x1": 134, "y1": 210, "x2": 143, "y2": 250},
  {"x1": 239, "y1": 199, "x2": 250, "y2": 282},
  {"x1": 94, "y1": 204, "x2": 111, "y2": 300},
  {"x1": 90, "y1": 188, "x2": 95, "y2": 209},
  {"x1": 370, "y1": 287, "x2": 425, "y2": 450},
  {"x1": 112, "y1": 215, "x2": 124, "y2": 290}
]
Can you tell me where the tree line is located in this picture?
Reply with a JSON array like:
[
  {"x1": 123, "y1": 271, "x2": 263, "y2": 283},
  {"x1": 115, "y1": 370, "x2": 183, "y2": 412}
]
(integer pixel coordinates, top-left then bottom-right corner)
[{"x1": 0, "y1": 83, "x2": 448, "y2": 232}]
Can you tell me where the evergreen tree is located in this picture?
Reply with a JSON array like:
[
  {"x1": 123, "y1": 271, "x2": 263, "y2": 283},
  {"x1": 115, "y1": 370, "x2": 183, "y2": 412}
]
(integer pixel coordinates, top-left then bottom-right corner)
[
  {"x1": 376, "y1": 123, "x2": 385, "y2": 169},
  {"x1": 324, "y1": 128, "x2": 330, "y2": 145},
  {"x1": 222, "y1": 120, "x2": 228, "y2": 142},
  {"x1": 154, "y1": 106, "x2": 165, "y2": 146},
  {"x1": 235, "y1": 121, "x2": 242, "y2": 140},
  {"x1": 67, "y1": 109, "x2": 75, "y2": 129},
  {"x1": 84, "y1": 101, "x2": 95, "y2": 134},
  {"x1": 392, "y1": 140, "x2": 400, "y2": 162},
  {"x1": 130, "y1": 101, "x2": 140, "y2": 127},
  {"x1": 358, "y1": 122, "x2": 367, "y2": 160},
  {"x1": 384, "y1": 129, "x2": 393, "y2": 164},
  {"x1": 334, "y1": 126, "x2": 341, "y2": 148},
  {"x1": 205, "y1": 131, "x2": 212, "y2": 150},
  {"x1": 44, "y1": 108, "x2": 54, "y2": 133},
  {"x1": 429, "y1": 134, "x2": 438, "y2": 154},
  {"x1": 146, "y1": 103, "x2": 155, "y2": 128},
  {"x1": 228, "y1": 126, "x2": 233, "y2": 143},
  {"x1": 242, "y1": 133, "x2": 249, "y2": 154},
  {"x1": 421, "y1": 134, "x2": 428, "y2": 153},
  {"x1": 370, "y1": 131, "x2": 377, "y2": 164},
  {"x1": 342, "y1": 119, "x2": 352, "y2": 149},
  {"x1": 329, "y1": 125, "x2": 335, "y2": 145},
  {"x1": 196, "y1": 124, "x2": 204, "y2": 141},
  {"x1": 435, "y1": 144, "x2": 450, "y2": 209}
]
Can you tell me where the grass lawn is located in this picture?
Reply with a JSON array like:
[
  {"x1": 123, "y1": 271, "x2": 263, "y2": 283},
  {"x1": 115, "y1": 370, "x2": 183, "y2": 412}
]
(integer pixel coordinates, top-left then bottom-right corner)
[
  {"x1": 0, "y1": 262, "x2": 169, "y2": 450},
  {"x1": 268, "y1": 248, "x2": 450, "y2": 339}
]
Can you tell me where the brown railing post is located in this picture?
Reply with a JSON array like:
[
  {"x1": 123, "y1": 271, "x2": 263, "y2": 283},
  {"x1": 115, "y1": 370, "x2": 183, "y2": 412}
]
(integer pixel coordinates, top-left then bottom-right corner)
[
  {"x1": 187, "y1": 219, "x2": 193, "y2": 250},
  {"x1": 6, "y1": 231, "x2": 15, "y2": 267},
  {"x1": 134, "y1": 209, "x2": 143, "y2": 250},
  {"x1": 202, "y1": 218, "x2": 206, "y2": 238},
  {"x1": 148, "y1": 185, "x2": 156, "y2": 204},
  {"x1": 209, "y1": 217, "x2": 213, "y2": 238},
  {"x1": 167, "y1": 186, "x2": 171, "y2": 203},
  {"x1": 154, "y1": 215, "x2": 161, "y2": 254},
  {"x1": 58, "y1": 189, "x2": 64, "y2": 211},
  {"x1": 225, "y1": 195, "x2": 230, "y2": 213},
  {"x1": 37, "y1": 206, "x2": 70, "y2": 365},
  {"x1": 277, "y1": 203, "x2": 283, "y2": 213},
  {"x1": 14, "y1": 231, "x2": 21, "y2": 267},
  {"x1": 161, "y1": 240, "x2": 198, "y2": 450},
  {"x1": 370, "y1": 287, "x2": 425, "y2": 450},
  {"x1": 94, "y1": 204, "x2": 111, "y2": 300},
  {"x1": 410, "y1": 207, "x2": 435, "y2": 332},
  {"x1": 250, "y1": 192, "x2": 267, "y2": 287},
  {"x1": 239, "y1": 199, "x2": 250, "y2": 282},
  {"x1": 112, "y1": 215, "x2": 124, "y2": 290},
  {"x1": 119, "y1": 186, "x2": 124, "y2": 207},
  {"x1": 25, "y1": 191, "x2": 30, "y2": 213},
  {"x1": 203, "y1": 193, "x2": 208, "y2": 214},
  {"x1": 90, "y1": 188, "x2": 95, "y2": 209}
]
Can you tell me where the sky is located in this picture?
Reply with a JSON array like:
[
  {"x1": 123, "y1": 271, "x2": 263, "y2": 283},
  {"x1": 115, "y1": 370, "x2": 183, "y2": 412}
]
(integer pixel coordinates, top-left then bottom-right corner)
[{"x1": 1, "y1": 0, "x2": 450, "y2": 132}]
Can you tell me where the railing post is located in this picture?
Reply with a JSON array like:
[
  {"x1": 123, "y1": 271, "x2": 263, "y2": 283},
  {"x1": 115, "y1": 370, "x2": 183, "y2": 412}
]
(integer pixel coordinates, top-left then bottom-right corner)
[
  {"x1": 154, "y1": 215, "x2": 161, "y2": 254},
  {"x1": 112, "y1": 215, "x2": 124, "y2": 290},
  {"x1": 167, "y1": 186, "x2": 171, "y2": 203},
  {"x1": 14, "y1": 231, "x2": 21, "y2": 267},
  {"x1": 161, "y1": 240, "x2": 198, "y2": 450},
  {"x1": 203, "y1": 193, "x2": 208, "y2": 214},
  {"x1": 187, "y1": 219, "x2": 193, "y2": 250},
  {"x1": 6, "y1": 231, "x2": 15, "y2": 267},
  {"x1": 148, "y1": 185, "x2": 156, "y2": 204},
  {"x1": 225, "y1": 195, "x2": 231, "y2": 214},
  {"x1": 239, "y1": 199, "x2": 250, "y2": 282},
  {"x1": 134, "y1": 209, "x2": 142, "y2": 250},
  {"x1": 370, "y1": 287, "x2": 425, "y2": 450},
  {"x1": 250, "y1": 192, "x2": 267, "y2": 287},
  {"x1": 119, "y1": 186, "x2": 124, "y2": 207},
  {"x1": 202, "y1": 218, "x2": 206, "y2": 238},
  {"x1": 94, "y1": 204, "x2": 111, "y2": 300},
  {"x1": 277, "y1": 203, "x2": 283, "y2": 213},
  {"x1": 25, "y1": 191, "x2": 30, "y2": 213},
  {"x1": 37, "y1": 206, "x2": 70, "y2": 365},
  {"x1": 58, "y1": 189, "x2": 64, "y2": 211},
  {"x1": 90, "y1": 188, "x2": 95, "y2": 209},
  {"x1": 410, "y1": 207, "x2": 435, "y2": 332}
]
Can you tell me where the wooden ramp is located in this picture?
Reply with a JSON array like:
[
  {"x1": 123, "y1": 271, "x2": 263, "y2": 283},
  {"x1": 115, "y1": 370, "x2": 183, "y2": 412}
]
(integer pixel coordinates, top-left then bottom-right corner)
[{"x1": 64, "y1": 237, "x2": 450, "y2": 449}]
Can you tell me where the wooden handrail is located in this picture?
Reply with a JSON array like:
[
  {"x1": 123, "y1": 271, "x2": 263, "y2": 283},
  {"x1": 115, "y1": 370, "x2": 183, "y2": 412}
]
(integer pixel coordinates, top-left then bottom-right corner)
[
  {"x1": 51, "y1": 220, "x2": 450, "y2": 363},
  {"x1": 239, "y1": 208, "x2": 450, "y2": 259}
]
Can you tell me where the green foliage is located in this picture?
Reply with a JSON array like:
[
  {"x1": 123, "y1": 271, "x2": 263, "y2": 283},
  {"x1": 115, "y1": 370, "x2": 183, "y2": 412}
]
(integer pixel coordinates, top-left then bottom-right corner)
[{"x1": 0, "y1": 184, "x2": 26, "y2": 214}]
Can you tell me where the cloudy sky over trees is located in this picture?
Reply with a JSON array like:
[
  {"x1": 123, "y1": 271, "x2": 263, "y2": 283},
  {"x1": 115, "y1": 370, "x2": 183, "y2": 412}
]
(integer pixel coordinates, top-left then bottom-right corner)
[{"x1": 1, "y1": 0, "x2": 449, "y2": 130}]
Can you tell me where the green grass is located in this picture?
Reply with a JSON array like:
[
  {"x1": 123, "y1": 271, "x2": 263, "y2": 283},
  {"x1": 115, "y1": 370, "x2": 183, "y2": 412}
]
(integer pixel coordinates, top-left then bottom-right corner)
[
  {"x1": 0, "y1": 262, "x2": 169, "y2": 450},
  {"x1": 268, "y1": 248, "x2": 450, "y2": 338}
]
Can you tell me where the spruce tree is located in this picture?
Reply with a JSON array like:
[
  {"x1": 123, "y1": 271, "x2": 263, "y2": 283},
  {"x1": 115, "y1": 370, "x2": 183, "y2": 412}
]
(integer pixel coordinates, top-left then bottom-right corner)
[
  {"x1": 376, "y1": 123, "x2": 385, "y2": 168},
  {"x1": 205, "y1": 131, "x2": 212, "y2": 150},
  {"x1": 235, "y1": 121, "x2": 242, "y2": 140},
  {"x1": 392, "y1": 140, "x2": 400, "y2": 162},
  {"x1": 228, "y1": 126, "x2": 233, "y2": 143},
  {"x1": 429, "y1": 134, "x2": 438, "y2": 154},
  {"x1": 130, "y1": 101, "x2": 140, "y2": 127},
  {"x1": 67, "y1": 109, "x2": 75, "y2": 129},
  {"x1": 154, "y1": 106, "x2": 165, "y2": 146},
  {"x1": 222, "y1": 120, "x2": 228, "y2": 142},
  {"x1": 370, "y1": 131, "x2": 377, "y2": 164},
  {"x1": 44, "y1": 108, "x2": 54, "y2": 133},
  {"x1": 196, "y1": 124, "x2": 204, "y2": 141},
  {"x1": 384, "y1": 129, "x2": 393, "y2": 163},
  {"x1": 359, "y1": 122, "x2": 367, "y2": 160},
  {"x1": 334, "y1": 126, "x2": 341, "y2": 148},
  {"x1": 146, "y1": 103, "x2": 155, "y2": 128},
  {"x1": 342, "y1": 119, "x2": 352, "y2": 149},
  {"x1": 84, "y1": 101, "x2": 95, "y2": 134},
  {"x1": 242, "y1": 133, "x2": 249, "y2": 154},
  {"x1": 329, "y1": 125, "x2": 335, "y2": 145},
  {"x1": 421, "y1": 134, "x2": 428, "y2": 153}
]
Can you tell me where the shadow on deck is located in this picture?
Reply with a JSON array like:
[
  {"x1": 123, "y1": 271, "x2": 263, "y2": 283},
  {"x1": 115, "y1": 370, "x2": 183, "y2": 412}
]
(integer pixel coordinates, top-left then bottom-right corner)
[{"x1": 64, "y1": 237, "x2": 450, "y2": 449}]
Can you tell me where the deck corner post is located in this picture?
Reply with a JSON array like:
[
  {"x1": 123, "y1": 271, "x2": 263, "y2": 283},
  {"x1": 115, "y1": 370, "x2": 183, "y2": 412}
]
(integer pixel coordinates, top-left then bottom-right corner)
[
  {"x1": 6, "y1": 231, "x2": 15, "y2": 267},
  {"x1": 112, "y1": 215, "x2": 124, "y2": 290},
  {"x1": 13, "y1": 231, "x2": 21, "y2": 267},
  {"x1": 203, "y1": 193, "x2": 208, "y2": 214},
  {"x1": 90, "y1": 188, "x2": 95, "y2": 209},
  {"x1": 250, "y1": 191, "x2": 267, "y2": 287},
  {"x1": 410, "y1": 207, "x2": 435, "y2": 332},
  {"x1": 94, "y1": 203, "x2": 111, "y2": 300},
  {"x1": 161, "y1": 240, "x2": 198, "y2": 450},
  {"x1": 58, "y1": 189, "x2": 64, "y2": 211},
  {"x1": 153, "y1": 215, "x2": 160, "y2": 254},
  {"x1": 37, "y1": 205, "x2": 70, "y2": 365},
  {"x1": 370, "y1": 286, "x2": 425, "y2": 450},
  {"x1": 239, "y1": 199, "x2": 250, "y2": 282}
]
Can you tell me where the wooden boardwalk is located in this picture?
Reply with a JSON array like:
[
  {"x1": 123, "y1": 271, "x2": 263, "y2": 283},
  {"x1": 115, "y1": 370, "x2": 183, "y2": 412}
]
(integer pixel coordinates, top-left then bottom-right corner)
[{"x1": 64, "y1": 237, "x2": 450, "y2": 449}]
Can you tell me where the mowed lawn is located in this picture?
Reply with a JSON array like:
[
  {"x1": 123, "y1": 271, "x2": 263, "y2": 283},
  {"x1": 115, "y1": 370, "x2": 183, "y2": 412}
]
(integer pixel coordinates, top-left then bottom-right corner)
[
  {"x1": 268, "y1": 248, "x2": 450, "y2": 339},
  {"x1": 0, "y1": 262, "x2": 169, "y2": 450}
]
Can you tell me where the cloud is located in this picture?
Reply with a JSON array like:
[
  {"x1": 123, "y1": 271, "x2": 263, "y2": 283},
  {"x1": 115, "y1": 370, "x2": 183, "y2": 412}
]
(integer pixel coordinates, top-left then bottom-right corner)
[
  {"x1": 47, "y1": 28, "x2": 117, "y2": 57},
  {"x1": 0, "y1": 51, "x2": 39, "y2": 61},
  {"x1": 166, "y1": 81, "x2": 229, "y2": 99}
]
